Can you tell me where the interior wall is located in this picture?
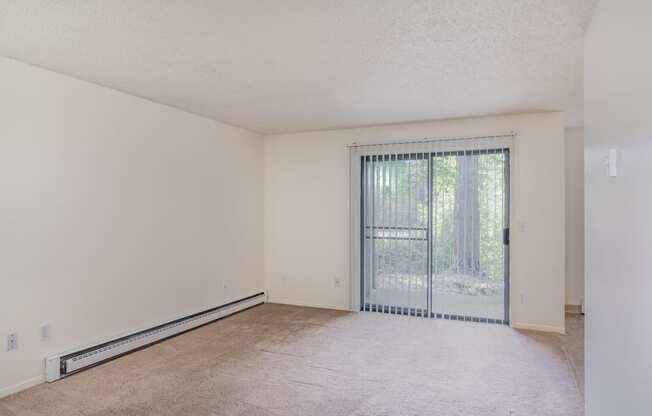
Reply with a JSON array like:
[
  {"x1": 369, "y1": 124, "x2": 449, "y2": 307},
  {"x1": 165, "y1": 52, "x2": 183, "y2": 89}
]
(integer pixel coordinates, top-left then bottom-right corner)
[
  {"x1": 584, "y1": 0, "x2": 652, "y2": 414},
  {"x1": 264, "y1": 112, "x2": 566, "y2": 333},
  {"x1": 0, "y1": 57, "x2": 264, "y2": 396},
  {"x1": 565, "y1": 127, "x2": 584, "y2": 306}
]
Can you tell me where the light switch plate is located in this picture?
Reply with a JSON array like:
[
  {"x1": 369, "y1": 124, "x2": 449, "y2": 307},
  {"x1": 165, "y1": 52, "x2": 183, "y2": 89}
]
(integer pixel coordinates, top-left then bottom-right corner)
[{"x1": 608, "y1": 148, "x2": 618, "y2": 177}]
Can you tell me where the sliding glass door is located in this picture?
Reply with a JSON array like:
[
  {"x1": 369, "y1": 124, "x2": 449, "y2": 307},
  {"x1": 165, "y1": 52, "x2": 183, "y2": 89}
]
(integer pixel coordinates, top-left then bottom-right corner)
[{"x1": 360, "y1": 147, "x2": 510, "y2": 323}]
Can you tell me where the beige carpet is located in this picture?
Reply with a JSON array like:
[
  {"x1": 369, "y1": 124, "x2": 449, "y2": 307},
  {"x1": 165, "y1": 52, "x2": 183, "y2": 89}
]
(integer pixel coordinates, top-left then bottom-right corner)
[
  {"x1": 560, "y1": 313, "x2": 585, "y2": 397},
  {"x1": 0, "y1": 304, "x2": 583, "y2": 416}
]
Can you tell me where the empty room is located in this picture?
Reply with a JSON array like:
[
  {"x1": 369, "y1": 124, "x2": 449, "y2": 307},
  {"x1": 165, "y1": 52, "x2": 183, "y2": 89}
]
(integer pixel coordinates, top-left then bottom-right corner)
[{"x1": 1, "y1": 1, "x2": 650, "y2": 415}]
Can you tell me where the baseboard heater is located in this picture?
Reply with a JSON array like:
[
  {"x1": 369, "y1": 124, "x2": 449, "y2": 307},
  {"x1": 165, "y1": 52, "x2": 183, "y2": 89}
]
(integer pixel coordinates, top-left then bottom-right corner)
[{"x1": 45, "y1": 292, "x2": 265, "y2": 382}]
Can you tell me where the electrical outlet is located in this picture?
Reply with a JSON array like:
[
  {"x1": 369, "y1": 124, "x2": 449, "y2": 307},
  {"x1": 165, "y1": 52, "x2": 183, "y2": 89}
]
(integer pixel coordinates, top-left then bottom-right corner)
[
  {"x1": 334, "y1": 277, "x2": 341, "y2": 288},
  {"x1": 6, "y1": 332, "x2": 18, "y2": 351},
  {"x1": 40, "y1": 323, "x2": 50, "y2": 341}
]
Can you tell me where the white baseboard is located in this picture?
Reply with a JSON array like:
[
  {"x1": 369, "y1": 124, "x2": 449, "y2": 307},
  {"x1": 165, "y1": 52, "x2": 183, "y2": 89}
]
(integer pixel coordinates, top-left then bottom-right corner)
[
  {"x1": 268, "y1": 300, "x2": 569, "y2": 336},
  {"x1": 267, "y1": 299, "x2": 351, "y2": 312},
  {"x1": 511, "y1": 322, "x2": 566, "y2": 334},
  {"x1": 0, "y1": 375, "x2": 45, "y2": 399}
]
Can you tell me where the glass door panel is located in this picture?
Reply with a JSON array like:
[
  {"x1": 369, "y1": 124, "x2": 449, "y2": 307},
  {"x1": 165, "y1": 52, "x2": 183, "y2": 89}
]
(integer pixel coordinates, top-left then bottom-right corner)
[
  {"x1": 361, "y1": 154, "x2": 429, "y2": 315},
  {"x1": 431, "y1": 149, "x2": 509, "y2": 322}
]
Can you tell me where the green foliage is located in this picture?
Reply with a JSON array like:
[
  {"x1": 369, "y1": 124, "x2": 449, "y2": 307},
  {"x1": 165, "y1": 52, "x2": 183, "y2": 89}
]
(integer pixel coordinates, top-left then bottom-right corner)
[{"x1": 363, "y1": 152, "x2": 506, "y2": 285}]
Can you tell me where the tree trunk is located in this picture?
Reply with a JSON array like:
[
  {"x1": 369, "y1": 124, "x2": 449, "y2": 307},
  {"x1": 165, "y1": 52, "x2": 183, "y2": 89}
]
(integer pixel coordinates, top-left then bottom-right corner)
[{"x1": 454, "y1": 155, "x2": 480, "y2": 275}]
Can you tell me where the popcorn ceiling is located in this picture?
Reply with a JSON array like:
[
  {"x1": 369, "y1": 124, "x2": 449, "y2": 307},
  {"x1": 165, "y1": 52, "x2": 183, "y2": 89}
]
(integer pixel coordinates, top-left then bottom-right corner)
[{"x1": 0, "y1": 0, "x2": 597, "y2": 133}]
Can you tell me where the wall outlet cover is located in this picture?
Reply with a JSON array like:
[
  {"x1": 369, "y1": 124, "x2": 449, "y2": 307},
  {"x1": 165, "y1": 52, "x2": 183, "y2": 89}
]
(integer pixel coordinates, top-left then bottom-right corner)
[
  {"x1": 7, "y1": 332, "x2": 18, "y2": 351},
  {"x1": 41, "y1": 323, "x2": 51, "y2": 341}
]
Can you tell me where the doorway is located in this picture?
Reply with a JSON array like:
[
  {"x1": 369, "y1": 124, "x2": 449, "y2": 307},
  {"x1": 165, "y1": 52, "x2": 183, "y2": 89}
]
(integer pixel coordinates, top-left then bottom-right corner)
[{"x1": 360, "y1": 147, "x2": 510, "y2": 323}]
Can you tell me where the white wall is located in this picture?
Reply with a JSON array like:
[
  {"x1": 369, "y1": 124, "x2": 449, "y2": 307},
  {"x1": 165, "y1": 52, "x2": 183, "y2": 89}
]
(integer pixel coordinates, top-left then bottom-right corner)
[
  {"x1": 565, "y1": 127, "x2": 584, "y2": 306},
  {"x1": 584, "y1": 0, "x2": 652, "y2": 414},
  {"x1": 264, "y1": 112, "x2": 566, "y2": 333},
  {"x1": 0, "y1": 57, "x2": 264, "y2": 396}
]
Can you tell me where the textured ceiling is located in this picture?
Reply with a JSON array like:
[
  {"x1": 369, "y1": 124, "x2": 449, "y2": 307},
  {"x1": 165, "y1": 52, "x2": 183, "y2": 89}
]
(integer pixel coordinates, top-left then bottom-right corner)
[{"x1": 0, "y1": 1, "x2": 596, "y2": 134}]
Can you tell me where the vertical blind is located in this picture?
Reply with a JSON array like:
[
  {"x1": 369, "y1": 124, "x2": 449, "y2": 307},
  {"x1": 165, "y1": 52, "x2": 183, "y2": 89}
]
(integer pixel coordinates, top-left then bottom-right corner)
[{"x1": 349, "y1": 134, "x2": 513, "y2": 323}]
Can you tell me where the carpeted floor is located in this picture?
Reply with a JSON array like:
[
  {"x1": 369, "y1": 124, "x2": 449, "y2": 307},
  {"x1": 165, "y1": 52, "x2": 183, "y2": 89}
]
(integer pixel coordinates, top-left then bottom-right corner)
[
  {"x1": 560, "y1": 313, "x2": 585, "y2": 397},
  {"x1": 0, "y1": 304, "x2": 584, "y2": 416}
]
